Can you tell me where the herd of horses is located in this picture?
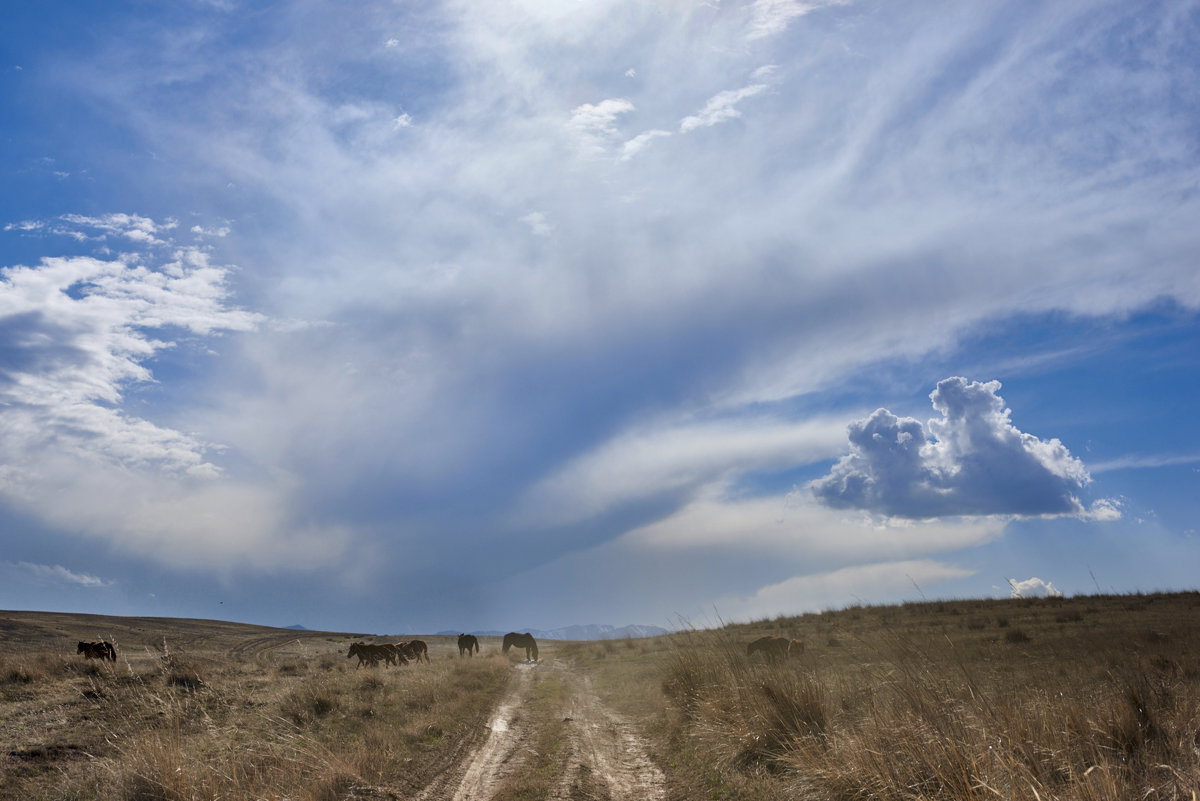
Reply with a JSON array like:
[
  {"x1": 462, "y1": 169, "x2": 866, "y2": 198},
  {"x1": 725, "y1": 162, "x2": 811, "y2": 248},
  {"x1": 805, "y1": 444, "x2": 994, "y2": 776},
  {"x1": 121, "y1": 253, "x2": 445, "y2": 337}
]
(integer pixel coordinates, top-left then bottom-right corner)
[
  {"x1": 77, "y1": 632, "x2": 798, "y2": 668},
  {"x1": 343, "y1": 632, "x2": 536, "y2": 667},
  {"x1": 346, "y1": 639, "x2": 431, "y2": 667},
  {"x1": 72, "y1": 633, "x2": 533, "y2": 669}
]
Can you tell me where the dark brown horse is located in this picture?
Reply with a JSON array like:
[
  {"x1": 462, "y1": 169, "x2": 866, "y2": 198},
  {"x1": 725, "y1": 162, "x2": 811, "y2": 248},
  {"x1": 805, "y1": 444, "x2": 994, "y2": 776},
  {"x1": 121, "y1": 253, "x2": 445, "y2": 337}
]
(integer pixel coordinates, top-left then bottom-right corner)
[
  {"x1": 746, "y1": 636, "x2": 802, "y2": 661},
  {"x1": 458, "y1": 633, "x2": 480, "y2": 657},
  {"x1": 77, "y1": 641, "x2": 116, "y2": 662},
  {"x1": 502, "y1": 632, "x2": 538, "y2": 662},
  {"x1": 347, "y1": 642, "x2": 398, "y2": 667},
  {"x1": 397, "y1": 639, "x2": 430, "y2": 663}
]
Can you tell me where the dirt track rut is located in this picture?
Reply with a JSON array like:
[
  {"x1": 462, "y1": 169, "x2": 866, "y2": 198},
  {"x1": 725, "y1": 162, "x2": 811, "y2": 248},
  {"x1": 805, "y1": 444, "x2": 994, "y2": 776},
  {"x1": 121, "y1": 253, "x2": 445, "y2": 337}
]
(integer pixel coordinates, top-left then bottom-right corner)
[{"x1": 416, "y1": 659, "x2": 665, "y2": 801}]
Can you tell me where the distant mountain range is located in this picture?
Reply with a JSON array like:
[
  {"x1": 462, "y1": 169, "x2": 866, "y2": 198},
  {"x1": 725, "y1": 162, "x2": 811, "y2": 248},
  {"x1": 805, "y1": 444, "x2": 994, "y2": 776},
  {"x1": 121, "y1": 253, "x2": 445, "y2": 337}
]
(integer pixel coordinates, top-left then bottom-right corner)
[{"x1": 436, "y1": 623, "x2": 671, "y2": 641}]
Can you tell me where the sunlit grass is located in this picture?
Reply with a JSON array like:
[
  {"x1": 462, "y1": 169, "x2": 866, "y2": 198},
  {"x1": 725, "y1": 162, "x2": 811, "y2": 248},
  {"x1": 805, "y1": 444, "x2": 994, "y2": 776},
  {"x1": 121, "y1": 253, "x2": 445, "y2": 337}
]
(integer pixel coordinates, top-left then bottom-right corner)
[
  {"x1": 581, "y1": 592, "x2": 1200, "y2": 801},
  {"x1": 0, "y1": 636, "x2": 511, "y2": 801}
]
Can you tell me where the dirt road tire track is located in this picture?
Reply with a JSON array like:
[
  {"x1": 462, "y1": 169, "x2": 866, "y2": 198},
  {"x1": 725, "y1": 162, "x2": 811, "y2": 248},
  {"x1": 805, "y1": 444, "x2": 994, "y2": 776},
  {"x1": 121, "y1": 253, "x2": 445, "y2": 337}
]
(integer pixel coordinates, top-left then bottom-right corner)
[
  {"x1": 549, "y1": 662, "x2": 666, "y2": 801},
  {"x1": 415, "y1": 663, "x2": 539, "y2": 801},
  {"x1": 416, "y1": 659, "x2": 665, "y2": 801}
]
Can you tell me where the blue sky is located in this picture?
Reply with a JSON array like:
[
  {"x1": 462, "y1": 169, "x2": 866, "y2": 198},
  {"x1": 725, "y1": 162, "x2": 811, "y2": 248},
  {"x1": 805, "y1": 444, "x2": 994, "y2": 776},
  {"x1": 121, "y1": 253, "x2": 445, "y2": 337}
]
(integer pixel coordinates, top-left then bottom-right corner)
[{"x1": 1, "y1": 0, "x2": 1197, "y2": 634}]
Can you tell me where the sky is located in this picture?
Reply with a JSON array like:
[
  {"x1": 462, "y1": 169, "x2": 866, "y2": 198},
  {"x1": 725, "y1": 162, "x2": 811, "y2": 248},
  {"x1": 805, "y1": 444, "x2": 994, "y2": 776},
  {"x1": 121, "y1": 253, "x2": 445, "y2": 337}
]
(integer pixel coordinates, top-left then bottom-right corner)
[{"x1": 1, "y1": 0, "x2": 1198, "y2": 635}]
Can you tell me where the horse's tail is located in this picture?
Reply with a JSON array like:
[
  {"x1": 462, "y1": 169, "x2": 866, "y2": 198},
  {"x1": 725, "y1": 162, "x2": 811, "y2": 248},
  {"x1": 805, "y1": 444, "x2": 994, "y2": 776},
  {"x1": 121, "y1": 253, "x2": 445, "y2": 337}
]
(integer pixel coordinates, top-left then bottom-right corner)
[{"x1": 473, "y1": 638, "x2": 480, "y2": 654}]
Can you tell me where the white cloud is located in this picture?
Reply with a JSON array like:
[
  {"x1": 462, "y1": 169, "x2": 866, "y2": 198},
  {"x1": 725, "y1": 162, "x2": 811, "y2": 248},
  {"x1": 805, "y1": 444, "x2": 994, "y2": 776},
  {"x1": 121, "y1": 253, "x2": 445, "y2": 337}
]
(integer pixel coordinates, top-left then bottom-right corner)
[
  {"x1": 811, "y1": 378, "x2": 1097, "y2": 518},
  {"x1": 516, "y1": 414, "x2": 851, "y2": 528},
  {"x1": 1008, "y1": 576, "x2": 1062, "y2": 598},
  {"x1": 746, "y1": 0, "x2": 844, "y2": 40},
  {"x1": 567, "y1": 97, "x2": 635, "y2": 156},
  {"x1": 8, "y1": 561, "x2": 114, "y2": 588},
  {"x1": 680, "y1": 82, "x2": 769, "y2": 133},
  {"x1": 3, "y1": 220, "x2": 45, "y2": 233},
  {"x1": 623, "y1": 484, "x2": 1004, "y2": 558},
  {"x1": 190, "y1": 224, "x2": 231, "y2": 238},
  {"x1": 58, "y1": 213, "x2": 178, "y2": 245},
  {"x1": 0, "y1": 219, "x2": 345, "y2": 571},
  {"x1": 1087, "y1": 453, "x2": 1200, "y2": 473},
  {"x1": 0, "y1": 245, "x2": 260, "y2": 476},
  {"x1": 620, "y1": 129, "x2": 671, "y2": 161}
]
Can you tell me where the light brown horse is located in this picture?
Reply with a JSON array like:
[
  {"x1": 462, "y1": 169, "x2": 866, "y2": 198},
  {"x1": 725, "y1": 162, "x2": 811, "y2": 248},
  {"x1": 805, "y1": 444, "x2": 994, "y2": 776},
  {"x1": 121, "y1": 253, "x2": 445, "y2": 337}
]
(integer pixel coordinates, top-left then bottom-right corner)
[
  {"x1": 502, "y1": 632, "x2": 538, "y2": 662},
  {"x1": 458, "y1": 633, "x2": 480, "y2": 657}
]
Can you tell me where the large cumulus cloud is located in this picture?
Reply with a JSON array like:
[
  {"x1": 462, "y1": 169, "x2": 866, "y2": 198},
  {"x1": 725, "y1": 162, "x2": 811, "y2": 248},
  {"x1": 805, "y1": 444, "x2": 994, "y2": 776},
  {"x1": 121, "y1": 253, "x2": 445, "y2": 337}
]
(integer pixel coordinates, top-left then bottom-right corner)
[{"x1": 811, "y1": 377, "x2": 1093, "y2": 518}]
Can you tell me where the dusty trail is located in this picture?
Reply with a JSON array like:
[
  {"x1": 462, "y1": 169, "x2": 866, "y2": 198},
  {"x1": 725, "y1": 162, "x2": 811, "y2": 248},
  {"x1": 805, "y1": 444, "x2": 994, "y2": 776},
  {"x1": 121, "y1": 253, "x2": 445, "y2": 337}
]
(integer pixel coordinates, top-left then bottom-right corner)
[
  {"x1": 416, "y1": 659, "x2": 665, "y2": 801},
  {"x1": 549, "y1": 663, "x2": 666, "y2": 801},
  {"x1": 415, "y1": 663, "x2": 539, "y2": 801}
]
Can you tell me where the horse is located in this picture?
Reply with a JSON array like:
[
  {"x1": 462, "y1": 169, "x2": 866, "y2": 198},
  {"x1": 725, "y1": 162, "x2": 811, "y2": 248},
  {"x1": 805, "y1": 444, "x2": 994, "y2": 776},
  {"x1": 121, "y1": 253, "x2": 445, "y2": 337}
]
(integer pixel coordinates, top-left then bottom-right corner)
[
  {"x1": 77, "y1": 641, "x2": 116, "y2": 662},
  {"x1": 379, "y1": 643, "x2": 409, "y2": 666},
  {"x1": 396, "y1": 640, "x2": 430, "y2": 663},
  {"x1": 458, "y1": 633, "x2": 479, "y2": 657},
  {"x1": 746, "y1": 636, "x2": 801, "y2": 661},
  {"x1": 502, "y1": 632, "x2": 538, "y2": 662},
  {"x1": 347, "y1": 642, "x2": 396, "y2": 668}
]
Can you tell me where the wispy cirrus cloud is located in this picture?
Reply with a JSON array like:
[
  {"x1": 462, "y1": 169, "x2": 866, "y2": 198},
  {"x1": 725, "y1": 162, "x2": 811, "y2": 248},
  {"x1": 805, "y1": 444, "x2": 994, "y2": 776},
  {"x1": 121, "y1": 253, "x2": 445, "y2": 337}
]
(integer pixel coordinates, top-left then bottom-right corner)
[
  {"x1": 1087, "y1": 453, "x2": 1200, "y2": 474},
  {"x1": 6, "y1": 561, "x2": 115, "y2": 588},
  {"x1": 746, "y1": 0, "x2": 845, "y2": 40},
  {"x1": 515, "y1": 414, "x2": 850, "y2": 528},
  {"x1": 680, "y1": 81, "x2": 771, "y2": 133}
]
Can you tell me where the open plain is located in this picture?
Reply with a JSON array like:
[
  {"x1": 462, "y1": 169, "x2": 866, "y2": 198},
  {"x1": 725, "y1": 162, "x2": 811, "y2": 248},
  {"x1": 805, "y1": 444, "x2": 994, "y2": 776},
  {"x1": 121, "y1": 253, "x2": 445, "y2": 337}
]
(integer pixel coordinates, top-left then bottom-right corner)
[{"x1": 3, "y1": 592, "x2": 1199, "y2": 800}]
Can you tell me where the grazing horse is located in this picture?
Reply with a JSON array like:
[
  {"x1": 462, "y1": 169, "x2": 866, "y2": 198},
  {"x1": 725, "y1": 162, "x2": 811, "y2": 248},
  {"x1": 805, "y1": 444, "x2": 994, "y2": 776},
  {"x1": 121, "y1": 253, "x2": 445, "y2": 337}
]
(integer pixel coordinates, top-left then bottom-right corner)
[
  {"x1": 77, "y1": 641, "x2": 116, "y2": 662},
  {"x1": 347, "y1": 642, "x2": 397, "y2": 668},
  {"x1": 458, "y1": 633, "x2": 479, "y2": 657},
  {"x1": 397, "y1": 640, "x2": 430, "y2": 663},
  {"x1": 746, "y1": 636, "x2": 801, "y2": 661},
  {"x1": 502, "y1": 632, "x2": 538, "y2": 662}
]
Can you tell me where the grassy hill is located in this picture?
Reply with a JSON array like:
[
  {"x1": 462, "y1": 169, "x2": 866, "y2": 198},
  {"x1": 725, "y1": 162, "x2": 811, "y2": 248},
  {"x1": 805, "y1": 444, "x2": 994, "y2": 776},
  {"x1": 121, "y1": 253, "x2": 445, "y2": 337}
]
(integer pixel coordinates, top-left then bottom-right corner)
[{"x1": 3, "y1": 592, "x2": 1198, "y2": 800}]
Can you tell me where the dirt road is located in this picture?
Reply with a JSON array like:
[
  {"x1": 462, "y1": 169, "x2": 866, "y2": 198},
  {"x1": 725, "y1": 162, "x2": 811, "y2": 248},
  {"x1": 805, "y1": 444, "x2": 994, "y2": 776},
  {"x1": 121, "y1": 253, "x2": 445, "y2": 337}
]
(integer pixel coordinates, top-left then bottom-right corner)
[{"x1": 416, "y1": 659, "x2": 665, "y2": 801}]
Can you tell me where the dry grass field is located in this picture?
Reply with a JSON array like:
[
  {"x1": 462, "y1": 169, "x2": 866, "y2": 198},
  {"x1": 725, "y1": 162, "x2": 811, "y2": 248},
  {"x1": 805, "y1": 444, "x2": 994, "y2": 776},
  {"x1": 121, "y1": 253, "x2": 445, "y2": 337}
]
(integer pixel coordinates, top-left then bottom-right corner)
[
  {"x1": 0, "y1": 612, "x2": 515, "y2": 800},
  {"x1": 3, "y1": 593, "x2": 1199, "y2": 800},
  {"x1": 568, "y1": 591, "x2": 1200, "y2": 800}
]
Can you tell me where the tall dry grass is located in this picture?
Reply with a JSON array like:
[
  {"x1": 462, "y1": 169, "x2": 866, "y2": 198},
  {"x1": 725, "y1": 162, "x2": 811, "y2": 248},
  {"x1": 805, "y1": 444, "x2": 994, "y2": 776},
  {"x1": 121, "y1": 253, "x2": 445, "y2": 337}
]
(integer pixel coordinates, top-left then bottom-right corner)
[
  {"x1": 658, "y1": 594, "x2": 1200, "y2": 800},
  {"x1": 1, "y1": 638, "x2": 512, "y2": 801}
]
